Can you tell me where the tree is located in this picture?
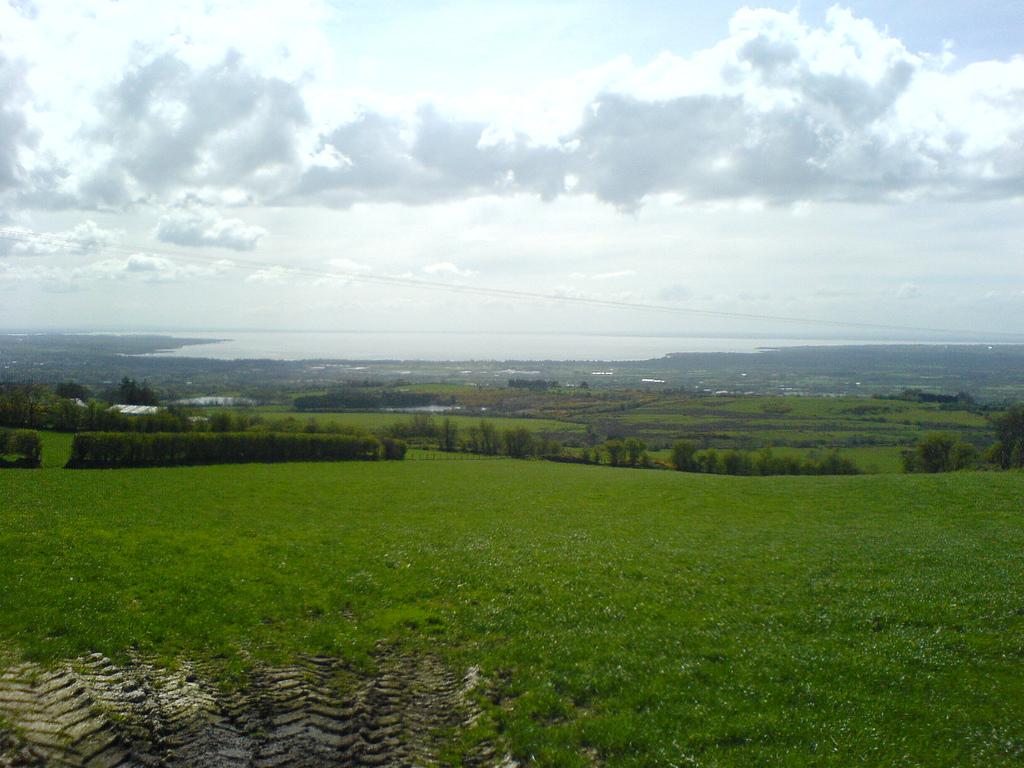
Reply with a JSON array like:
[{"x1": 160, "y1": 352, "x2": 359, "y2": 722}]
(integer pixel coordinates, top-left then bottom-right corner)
[
  {"x1": 670, "y1": 440, "x2": 698, "y2": 472},
  {"x1": 55, "y1": 382, "x2": 90, "y2": 400},
  {"x1": 439, "y1": 418, "x2": 458, "y2": 452},
  {"x1": 722, "y1": 450, "x2": 752, "y2": 475},
  {"x1": 117, "y1": 377, "x2": 158, "y2": 406},
  {"x1": 604, "y1": 439, "x2": 625, "y2": 467},
  {"x1": 479, "y1": 421, "x2": 499, "y2": 455},
  {"x1": 502, "y1": 427, "x2": 534, "y2": 458},
  {"x1": 991, "y1": 404, "x2": 1024, "y2": 468},
  {"x1": 624, "y1": 437, "x2": 647, "y2": 467},
  {"x1": 904, "y1": 434, "x2": 976, "y2": 473},
  {"x1": 697, "y1": 449, "x2": 721, "y2": 474}
]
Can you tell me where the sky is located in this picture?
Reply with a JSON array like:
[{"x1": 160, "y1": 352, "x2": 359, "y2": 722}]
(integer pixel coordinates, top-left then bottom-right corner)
[{"x1": 0, "y1": 0, "x2": 1022, "y2": 340}]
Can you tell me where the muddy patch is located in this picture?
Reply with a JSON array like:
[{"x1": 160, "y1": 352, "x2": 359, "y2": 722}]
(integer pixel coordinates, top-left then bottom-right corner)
[{"x1": 0, "y1": 648, "x2": 506, "y2": 767}]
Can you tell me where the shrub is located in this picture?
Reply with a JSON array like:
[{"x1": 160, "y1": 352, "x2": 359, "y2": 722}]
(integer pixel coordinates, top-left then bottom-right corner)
[
  {"x1": 903, "y1": 434, "x2": 979, "y2": 473},
  {"x1": 380, "y1": 437, "x2": 408, "y2": 460},
  {"x1": 0, "y1": 429, "x2": 42, "y2": 468},
  {"x1": 66, "y1": 431, "x2": 391, "y2": 469}
]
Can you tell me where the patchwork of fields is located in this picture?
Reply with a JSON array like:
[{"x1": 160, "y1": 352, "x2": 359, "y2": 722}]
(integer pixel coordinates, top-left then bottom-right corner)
[
  {"x1": 3, "y1": 460, "x2": 1023, "y2": 765},
  {"x1": 254, "y1": 391, "x2": 997, "y2": 473}
]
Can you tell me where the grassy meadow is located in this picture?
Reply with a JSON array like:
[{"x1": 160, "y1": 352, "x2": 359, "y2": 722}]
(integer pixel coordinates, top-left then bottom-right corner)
[{"x1": 2, "y1": 458, "x2": 1023, "y2": 765}]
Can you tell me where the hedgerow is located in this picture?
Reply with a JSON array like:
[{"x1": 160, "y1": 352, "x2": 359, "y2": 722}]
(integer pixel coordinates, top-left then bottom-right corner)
[
  {"x1": 0, "y1": 428, "x2": 43, "y2": 468},
  {"x1": 66, "y1": 431, "x2": 396, "y2": 468}
]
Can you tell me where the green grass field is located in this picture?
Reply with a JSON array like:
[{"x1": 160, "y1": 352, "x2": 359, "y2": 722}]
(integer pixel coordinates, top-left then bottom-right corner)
[
  {"x1": 37, "y1": 430, "x2": 73, "y2": 468},
  {"x1": 605, "y1": 396, "x2": 993, "y2": 453},
  {"x1": 2, "y1": 459, "x2": 1022, "y2": 765},
  {"x1": 245, "y1": 393, "x2": 994, "y2": 474},
  {"x1": 254, "y1": 407, "x2": 586, "y2": 434}
]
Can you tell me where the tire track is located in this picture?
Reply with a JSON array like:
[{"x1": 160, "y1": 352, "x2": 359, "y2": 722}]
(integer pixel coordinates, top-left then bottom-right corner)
[{"x1": 0, "y1": 650, "x2": 506, "y2": 767}]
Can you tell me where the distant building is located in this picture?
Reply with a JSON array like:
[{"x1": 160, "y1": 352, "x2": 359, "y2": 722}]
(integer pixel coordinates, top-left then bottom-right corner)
[{"x1": 108, "y1": 404, "x2": 160, "y2": 416}]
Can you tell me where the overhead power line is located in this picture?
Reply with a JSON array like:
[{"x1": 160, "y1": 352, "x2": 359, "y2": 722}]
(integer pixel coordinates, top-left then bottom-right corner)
[{"x1": 1, "y1": 226, "x2": 1021, "y2": 340}]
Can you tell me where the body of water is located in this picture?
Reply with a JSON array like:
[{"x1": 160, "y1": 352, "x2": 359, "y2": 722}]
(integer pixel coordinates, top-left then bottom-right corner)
[{"x1": 135, "y1": 331, "x2": 990, "y2": 362}]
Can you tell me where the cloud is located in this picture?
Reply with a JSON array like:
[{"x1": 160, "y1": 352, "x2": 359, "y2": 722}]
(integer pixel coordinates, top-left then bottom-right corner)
[
  {"x1": 83, "y1": 253, "x2": 233, "y2": 282},
  {"x1": 155, "y1": 208, "x2": 267, "y2": 250},
  {"x1": 894, "y1": 282, "x2": 922, "y2": 300},
  {"x1": 327, "y1": 257, "x2": 372, "y2": 273},
  {"x1": 0, "y1": 220, "x2": 121, "y2": 257},
  {"x1": 564, "y1": 8, "x2": 938, "y2": 208},
  {"x1": 245, "y1": 265, "x2": 290, "y2": 284},
  {"x1": 1, "y1": 5, "x2": 1023, "y2": 215},
  {"x1": 290, "y1": 6, "x2": 1024, "y2": 209},
  {"x1": 294, "y1": 106, "x2": 570, "y2": 207},
  {"x1": 658, "y1": 283, "x2": 692, "y2": 302},
  {"x1": 0, "y1": 52, "x2": 32, "y2": 193},
  {"x1": 422, "y1": 261, "x2": 475, "y2": 277},
  {"x1": 0, "y1": 251, "x2": 233, "y2": 288},
  {"x1": 77, "y1": 50, "x2": 309, "y2": 207},
  {"x1": 591, "y1": 269, "x2": 636, "y2": 280}
]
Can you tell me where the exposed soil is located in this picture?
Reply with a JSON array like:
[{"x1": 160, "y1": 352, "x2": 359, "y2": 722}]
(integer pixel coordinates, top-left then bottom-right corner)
[{"x1": 0, "y1": 647, "x2": 506, "y2": 767}]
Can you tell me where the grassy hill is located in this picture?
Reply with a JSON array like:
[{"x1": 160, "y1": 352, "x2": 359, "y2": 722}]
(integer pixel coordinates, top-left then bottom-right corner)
[{"x1": 2, "y1": 460, "x2": 1022, "y2": 765}]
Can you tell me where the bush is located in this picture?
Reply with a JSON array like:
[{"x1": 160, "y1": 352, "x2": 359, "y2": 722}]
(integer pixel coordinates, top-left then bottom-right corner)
[
  {"x1": 67, "y1": 431, "x2": 392, "y2": 469},
  {"x1": 0, "y1": 429, "x2": 42, "y2": 468},
  {"x1": 903, "y1": 434, "x2": 979, "y2": 473},
  {"x1": 380, "y1": 437, "x2": 408, "y2": 460}
]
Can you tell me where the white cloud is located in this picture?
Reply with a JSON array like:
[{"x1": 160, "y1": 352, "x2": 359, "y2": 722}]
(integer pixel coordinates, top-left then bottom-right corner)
[
  {"x1": 327, "y1": 257, "x2": 372, "y2": 273},
  {"x1": 0, "y1": 251, "x2": 233, "y2": 289},
  {"x1": 245, "y1": 265, "x2": 291, "y2": 284},
  {"x1": 155, "y1": 208, "x2": 267, "y2": 250},
  {"x1": 591, "y1": 270, "x2": 636, "y2": 280},
  {"x1": 1, "y1": 5, "x2": 1022, "y2": 213},
  {"x1": 0, "y1": 220, "x2": 121, "y2": 256},
  {"x1": 0, "y1": 3, "x2": 1022, "y2": 337},
  {"x1": 84, "y1": 253, "x2": 233, "y2": 282},
  {"x1": 894, "y1": 282, "x2": 922, "y2": 300},
  {"x1": 422, "y1": 261, "x2": 475, "y2": 277}
]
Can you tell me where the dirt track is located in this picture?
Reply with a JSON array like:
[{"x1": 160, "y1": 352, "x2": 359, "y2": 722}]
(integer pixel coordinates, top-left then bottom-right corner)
[{"x1": 0, "y1": 648, "x2": 506, "y2": 767}]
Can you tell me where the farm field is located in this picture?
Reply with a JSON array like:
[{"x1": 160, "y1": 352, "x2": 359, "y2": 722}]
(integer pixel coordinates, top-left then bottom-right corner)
[
  {"x1": 248, "y1": 392, "x2": 996, "y2": 473},
  {"x1": 2, "y1": 460, "x2": 1023, "y2": 765},
  {"x1": 582, "y1": 395, "x2": 993, "y2": 450},
  {"x1": 254, "y1": 406, "x2": 586, "y2": 435}
]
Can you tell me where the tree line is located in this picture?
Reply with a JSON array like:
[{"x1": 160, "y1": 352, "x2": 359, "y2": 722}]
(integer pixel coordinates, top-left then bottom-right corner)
[
  {"x1": 668, "y1": 441, "x2": 860, "y2": 475},
  {"x1": 508, "y1": 378, "x2": 558, "y2": 390},
  {"x1": 384, "y1": 416, "x2": 563, "y2": 458},
  {"x1": 67, "y1": 431, "x2": 405, "y2": 469},
  {"x1": 293, "y1": 387, "x2": 449, "y2": 411},
  {"x1": 903, "y1": 404, "x2": 1024, "y2": 472}
]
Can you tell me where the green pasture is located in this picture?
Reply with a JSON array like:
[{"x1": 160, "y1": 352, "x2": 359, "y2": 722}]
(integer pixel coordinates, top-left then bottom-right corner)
[
  {"x1": 2, "y1": 460, "x2": 1023, "y2": 765},
  {"x1": 254, "y1": 408, "x2": 585, "y2": 434},
  {"x1": 38, "y1": 430, "x2": 73, "y2": 468},
  {"x1": 596, "y1": 396, "x2": 993, "y2": 455}
]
